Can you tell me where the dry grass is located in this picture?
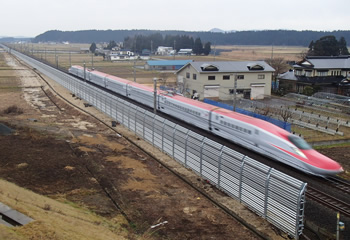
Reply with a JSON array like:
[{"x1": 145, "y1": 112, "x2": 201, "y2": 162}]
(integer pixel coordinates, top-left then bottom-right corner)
[
  {"x1": 214, "y1": 45, "x2": 307, "y2": 61},
  {"x1": 0, "y1": 179, "x2": 130, "y2": 240},
  {"x1": 8, "y1": 43, "x2": 308, "y2": 85}
]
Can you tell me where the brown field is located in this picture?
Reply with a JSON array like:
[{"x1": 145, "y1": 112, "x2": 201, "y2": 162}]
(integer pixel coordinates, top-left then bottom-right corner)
[
  {"x1": 9, "y1": 43, "x2": 308, "y2": 85},
  {"x1": 215, "y1": 45, "x2": 307, "y2": 61}
]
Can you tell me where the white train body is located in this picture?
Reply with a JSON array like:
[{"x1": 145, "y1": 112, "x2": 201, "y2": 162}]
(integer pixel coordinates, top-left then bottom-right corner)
[{"x1": 69, "y1": 65, "x2": 343, "y2": 176}]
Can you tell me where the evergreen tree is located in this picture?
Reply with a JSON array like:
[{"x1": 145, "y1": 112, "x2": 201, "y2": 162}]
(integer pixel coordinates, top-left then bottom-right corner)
[
  {"x1": 308, "y1": 35, "x2": 339, "y2": 56},
  {"x1": 89, "y1": 42, "x2": 97, "y2": 53},
  {"x1": 106, "y1": 40, "x2": 117, "y2": 50},
  {"x1": 308, "y1": 40, "x2": 314, "y2": 52},
  {"x1": 203, "y1": 42, "x2": 212, "y2": 55},
  {"x1": 338, "y1": 37, "x2": 350, "y2": 55},
  {"x1": 193, "y1": 37, "x2": 203, "y2": 55}
]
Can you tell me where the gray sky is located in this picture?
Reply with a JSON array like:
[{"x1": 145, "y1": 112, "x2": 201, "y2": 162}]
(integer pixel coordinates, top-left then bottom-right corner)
[{"x1": 1, "y1": 0, "x2": 349, "y2": 37}]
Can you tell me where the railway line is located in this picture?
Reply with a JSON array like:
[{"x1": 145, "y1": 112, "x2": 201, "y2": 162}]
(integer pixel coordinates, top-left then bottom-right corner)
[
  {"x1": 327, "y1": 176, "x2": 350, "y2": 194},
  {"x1": 5, "y1": 45, "x2": 350, "y2": 239},
  {"x1": 9, "y1": 49, "x2": 271, "y2": 240},
  {"x1": 306, "y1": 186, "x2": 350, "y2": 217}
]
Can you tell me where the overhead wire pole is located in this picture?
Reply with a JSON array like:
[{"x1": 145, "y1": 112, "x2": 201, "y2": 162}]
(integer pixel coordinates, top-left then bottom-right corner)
[
  {"x1": 153, "y1": 78, "x2": 157, "y2": 114},
  {"x1": 233, "y1": 74, "x2": 237, "y2": 112},
  {"x1": 69, "y1": 51, "x2": 71, "y2": 67},
  {"x1": 133, "y1": 60, "x2": 136, "y2": 82},
  {"x1": 83, "y1": 61, "x2": 86, "y2": 81}
]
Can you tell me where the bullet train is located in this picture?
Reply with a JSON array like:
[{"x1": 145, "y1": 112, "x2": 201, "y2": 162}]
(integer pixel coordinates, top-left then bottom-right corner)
[{"x1": 69, "y1": 65, "x2": 344, "y2": 176}]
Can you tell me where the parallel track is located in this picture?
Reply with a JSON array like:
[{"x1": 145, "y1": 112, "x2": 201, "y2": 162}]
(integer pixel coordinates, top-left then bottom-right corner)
[
  {"x1": 306, "y1": 186, "x2": 350, "y2": 217},
  {"x1": 326, "y1": 176, "x2": 350, "y2": 195}
]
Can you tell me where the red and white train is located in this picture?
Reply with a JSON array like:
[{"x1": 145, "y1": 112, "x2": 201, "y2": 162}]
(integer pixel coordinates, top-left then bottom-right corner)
[{"x1": 69, "y1": 65, "x2": 343, "y2": 176}]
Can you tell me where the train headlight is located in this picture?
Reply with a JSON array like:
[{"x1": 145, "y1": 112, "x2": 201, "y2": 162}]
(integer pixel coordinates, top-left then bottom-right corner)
[{"x1": 292, "y1": 147, "x2": 307, "y2": 158}]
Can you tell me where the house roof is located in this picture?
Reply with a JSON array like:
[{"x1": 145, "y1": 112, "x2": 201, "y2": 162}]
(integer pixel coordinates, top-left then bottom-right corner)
[
  {"x1": 278, "y1": 70, "x2": 298, "y2": 81},
  {"x1": 294, "y1": 56, "x2": 350, "y2": 69},
  {"x1": 177, "y1": 61, "x2": 274, "y2": 73},
  {"x1": 146, "y1": 60, "x2": 192, "y2": 66}
]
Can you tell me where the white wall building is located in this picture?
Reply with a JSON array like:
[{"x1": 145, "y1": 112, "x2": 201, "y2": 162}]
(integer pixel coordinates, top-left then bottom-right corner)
[
  {"x1": 176, "y1": 61, "x2": 275, "y2": 100},
  {"x1": 156, "y1": 46, "x2": 174, "y2": 55}
]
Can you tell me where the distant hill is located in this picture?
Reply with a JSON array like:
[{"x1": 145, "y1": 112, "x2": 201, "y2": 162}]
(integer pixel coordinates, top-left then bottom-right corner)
[
  {"x1": 209, "y1": 28, "x2": 236, "y2": 33},
  {"x1": 210, "y1": 28, "x2": 225, "y2": 33},
  {"x1": 0, "y1": 37, "x2": 32, "y2": 43},
  {"x1": 32, "y1": 29, "x2": 350, "y2": 47}
]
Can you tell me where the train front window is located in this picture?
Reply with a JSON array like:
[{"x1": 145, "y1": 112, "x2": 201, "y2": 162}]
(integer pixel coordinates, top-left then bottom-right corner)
[{"x1": 288, "y1": 135, "x2": 312, "y2": 150}]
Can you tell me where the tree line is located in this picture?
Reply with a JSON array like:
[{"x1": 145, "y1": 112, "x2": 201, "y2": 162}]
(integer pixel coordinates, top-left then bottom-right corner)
[
  {"x1": 307, "y1": 35, "x2": 349, "y2": 56},
  {"x1": 123, "y1": 33, "x2": 211, "y2": 55},
  {"x1": 33, "y1": 29, "x2": 350, "y2": 47}
]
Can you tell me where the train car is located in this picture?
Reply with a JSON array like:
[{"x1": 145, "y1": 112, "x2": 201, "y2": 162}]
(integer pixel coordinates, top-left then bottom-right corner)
[
  {"x1": 68, "y1": 65, "x2": 344, "y2": 176},
  {"x1": 158, "y1": 93, "x2": 343, "y2": 176}
]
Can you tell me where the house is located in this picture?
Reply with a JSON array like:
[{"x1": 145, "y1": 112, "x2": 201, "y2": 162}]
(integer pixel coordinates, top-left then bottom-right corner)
[
  {"x1": 176, "y1": 61, "x2": 274, "y2": 100},
  {"x1": 277, "y1": 56, "x2": 350, "y2": 95},
  {"x1": 144, "y1": 60, "x2": 193, "y2": 71},
  {"x1": 178, "y1": 49, "x2": 193, "y2": 55},
  {"x1": 106, "y1": 49, "x2": 136, "y2": 61},
  {"x1": 80, "y1": 48, "x2": 90, "y2": 53},
  {"x1": 139, "y1": 49, "x2": 151, "y2": 60},
  {"x1": 156, "y1": 46, "x2": 174, "y2": 56},
  {"x1": 277, "y1": 70, "x2": 298, "y2": 93}
]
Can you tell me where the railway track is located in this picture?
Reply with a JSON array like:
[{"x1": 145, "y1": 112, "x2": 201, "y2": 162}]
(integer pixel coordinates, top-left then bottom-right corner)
[
  {"x1": 326, "y1": 176, "x2": 350, "y2": 194},
  {"x1": 17, "y1": 57, "x2": 271, "y2": 240},
  {"x1": 306, "y1": 186, "x2": 350, "y2": 217}
]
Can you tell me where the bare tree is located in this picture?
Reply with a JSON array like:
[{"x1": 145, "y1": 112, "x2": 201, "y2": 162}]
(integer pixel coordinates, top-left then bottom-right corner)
[
  {"x1": 279, "y1": 107, "x2": 292, "y2": 122},
  {"x1": 256, "y1": 106, "x2": 273, "y2": 117},
  {"x1": 158, "y1": 72, "x2": 169, "y2": 86},
  {"x1": 264, "y1": 57, "x2": 290, "y2": 79},
  {"x1": 297, "y1": 50, "x2": 308, "y2": 61}
]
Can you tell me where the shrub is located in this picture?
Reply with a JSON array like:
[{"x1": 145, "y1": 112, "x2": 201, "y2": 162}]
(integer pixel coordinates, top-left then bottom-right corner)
[{"x1": 2, "y1": 105, "x2": 23, "y2": 115}]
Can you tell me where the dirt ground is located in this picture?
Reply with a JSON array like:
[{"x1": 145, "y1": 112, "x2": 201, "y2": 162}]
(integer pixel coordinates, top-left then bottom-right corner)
[{"x1": 0, "y1": 51, "x2": 285, "y2": 239}]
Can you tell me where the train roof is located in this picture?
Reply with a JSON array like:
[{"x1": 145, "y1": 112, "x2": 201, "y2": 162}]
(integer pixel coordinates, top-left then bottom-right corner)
[
  {"x1": 71, "y1": 65, "x2": 289, "y2": 138},
  {"x1": 164, "y1": 93, "x2": 289, "y2": 137},
  {"x1": 72, "y1": 66, "x2": 154, "y2": 92}
]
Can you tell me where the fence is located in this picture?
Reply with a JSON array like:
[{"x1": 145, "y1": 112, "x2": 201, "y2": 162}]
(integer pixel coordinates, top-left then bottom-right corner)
[
  {"x1": 204, "y1": 98, "x2": 292, "y2": 132},
  {"x1": 8, "y1": 47, "x2": 307, "y2": 239}
]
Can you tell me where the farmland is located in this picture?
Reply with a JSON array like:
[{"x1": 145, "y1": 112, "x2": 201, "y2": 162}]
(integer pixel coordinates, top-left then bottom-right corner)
[{"x1": 9, "y1": 43, "x2": 308, "y2": 83}]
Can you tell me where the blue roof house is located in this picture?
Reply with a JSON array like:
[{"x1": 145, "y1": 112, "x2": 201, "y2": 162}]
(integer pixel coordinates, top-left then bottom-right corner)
[{"x1": 145, "y1": 60, "x2": 193, "y2": 71}]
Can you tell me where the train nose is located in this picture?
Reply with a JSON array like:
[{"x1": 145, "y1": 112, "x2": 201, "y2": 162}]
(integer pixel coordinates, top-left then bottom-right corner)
[{"x1": 303, "y1": 149, "x2": 343, "y2": 172}]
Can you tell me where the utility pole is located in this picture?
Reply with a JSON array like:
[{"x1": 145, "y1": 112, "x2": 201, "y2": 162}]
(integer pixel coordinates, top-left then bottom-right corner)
[
  {"x1": 213, "y1": 44, "x2": 217, "y2": 61},
  {"x1": 233, "y1": 74, "x2": 237, "y2": 111},
  {"x1": 83, "y1": 61, "x2": 86, "y2": 81},
  {"x1": 173, "y1": 40, "x2": 176, "y2": 60},
  {"x1": 133, "y1": 60, "x2": 136, "y2": 82},
  {"x1": 271, "y1": 43, "x2": 274, "y2": 60},
  {"x1": 153, "y1": 78, "x2": 157, "y2": 114},
  {"x1": 69, "y1": 51, "x2": 71, "y2": 67},
  {"x1": 91, "y1": 53, "x2": 94, "y2": 69},
  {"x1": 150, "y1": 40, "x2": 153, "y2": 59}
]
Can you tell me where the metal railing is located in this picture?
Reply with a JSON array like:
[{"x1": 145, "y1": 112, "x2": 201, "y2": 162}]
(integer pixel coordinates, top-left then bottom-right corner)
[{"x1": 7, "y1": 47, "x2": 307, "y2": 239}]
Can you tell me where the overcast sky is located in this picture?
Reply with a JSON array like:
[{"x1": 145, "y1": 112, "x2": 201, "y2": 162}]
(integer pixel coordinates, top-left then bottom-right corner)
[{"x1": 1, "y1": 0, "x2": 349, "y2": 37}]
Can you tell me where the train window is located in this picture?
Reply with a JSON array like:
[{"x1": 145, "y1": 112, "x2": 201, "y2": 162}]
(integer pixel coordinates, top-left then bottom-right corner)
[{"x1": 288, "y1": 135, "x2": 312, "y2": 150}]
